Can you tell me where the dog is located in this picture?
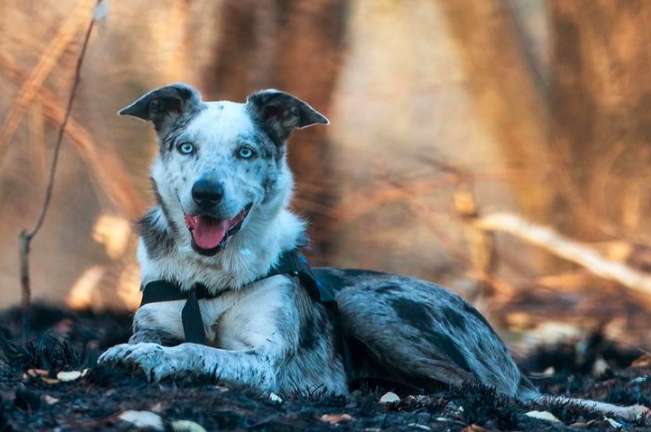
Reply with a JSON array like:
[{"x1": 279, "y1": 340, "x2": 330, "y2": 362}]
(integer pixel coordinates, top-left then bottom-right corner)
[{"x1": 98, "y1": 84, "x2": 648, "y2": 420}]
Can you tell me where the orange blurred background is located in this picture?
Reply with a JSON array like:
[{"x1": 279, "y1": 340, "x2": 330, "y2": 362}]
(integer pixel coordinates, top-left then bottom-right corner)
[{"x1": 2, "y1": 0, "x2": 651, "y2": 355}]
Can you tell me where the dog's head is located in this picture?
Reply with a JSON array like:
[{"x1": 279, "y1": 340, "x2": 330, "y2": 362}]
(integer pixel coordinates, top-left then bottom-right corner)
[{"x1": 120, "y1": 83, "x2": 328, "y2": 257}]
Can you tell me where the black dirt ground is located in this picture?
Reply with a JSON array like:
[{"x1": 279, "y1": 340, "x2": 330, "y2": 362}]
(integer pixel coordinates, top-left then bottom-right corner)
[{"x1": 0, "y1": 304, "x2": 650, "y2": 431}]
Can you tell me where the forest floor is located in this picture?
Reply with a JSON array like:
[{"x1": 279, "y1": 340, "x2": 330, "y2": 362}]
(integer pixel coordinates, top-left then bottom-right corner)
[{"x1": 0, "y1": 304, "x2": 650, "y2": 432}]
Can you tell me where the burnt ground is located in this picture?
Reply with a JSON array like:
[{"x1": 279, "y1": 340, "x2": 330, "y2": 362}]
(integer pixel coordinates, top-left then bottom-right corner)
[{"x1": 0, "y1": 305, "x2": 650, "y2": 432}]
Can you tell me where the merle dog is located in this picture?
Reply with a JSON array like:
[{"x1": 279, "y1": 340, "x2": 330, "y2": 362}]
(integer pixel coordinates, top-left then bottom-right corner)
[{"x1": 99, "y1": 84, "x2": 648, "y2": 420}]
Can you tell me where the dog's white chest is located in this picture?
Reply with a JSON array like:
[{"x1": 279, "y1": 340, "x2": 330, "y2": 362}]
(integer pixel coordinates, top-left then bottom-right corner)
[{"x1": 134, "y1": 275, "x2": 291, "y2": 350}]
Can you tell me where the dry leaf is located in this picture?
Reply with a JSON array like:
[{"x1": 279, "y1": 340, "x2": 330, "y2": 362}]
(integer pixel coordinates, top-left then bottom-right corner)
[
  {"x1": 462, "y1": 425, "x2": 489, "y2": 432},
  {"x1": 379, "y1": 392, "x2": 400, "y2": 404},
  {"x1": 118, "y1": 410, "x2": 164, "y2": 431},
  {"x1": 321, "y1": 414, "x2": 354, "y2": 424},
  {"x1": 525, "y1": 410, "x2": 561, "y2": 423},
  {"x1": 42, "y1": 377, "x2": 60, "y2": 385},
  {"x1": 57, "y1": 371, "x2": 82, "y2": 382},
  {"x1": 631, "y1": 353, "x2": 651, "y2": 368},
  {"x1": 171, "y1": 420, "x2": 208, "y2": 432},
  {"x1": 24, "y1": 368, "x2": 49, "y2": 379}
]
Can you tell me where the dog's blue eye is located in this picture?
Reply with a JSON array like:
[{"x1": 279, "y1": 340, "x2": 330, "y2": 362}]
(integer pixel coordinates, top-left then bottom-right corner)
[
  {"x1": 178, "y1": 142, "x2": 194, "y2": 155},
  {"x1": 237, "y1": 146, "x2": 255, "y2": 160}
]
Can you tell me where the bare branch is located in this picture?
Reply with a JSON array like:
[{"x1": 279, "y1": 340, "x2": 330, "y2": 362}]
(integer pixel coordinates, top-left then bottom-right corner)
[{"x1": 19, "y1": 3, "x2": 98, "y2": 341}]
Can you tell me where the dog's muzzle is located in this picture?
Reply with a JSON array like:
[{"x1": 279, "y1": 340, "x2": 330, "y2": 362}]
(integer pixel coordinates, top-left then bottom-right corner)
[{"x1": 184, "y1": 203, "x2": 252, "y2": 256}]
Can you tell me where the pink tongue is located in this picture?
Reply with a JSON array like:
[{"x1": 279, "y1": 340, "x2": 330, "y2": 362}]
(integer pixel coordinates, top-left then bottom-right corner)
[{"x1": 192, "y1": 217, "x2": 229, "y2": 250}]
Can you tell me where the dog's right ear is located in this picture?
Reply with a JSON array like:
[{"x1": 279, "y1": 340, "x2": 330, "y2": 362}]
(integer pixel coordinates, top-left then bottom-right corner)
[{"x1": 118, "y1": 83, "x2": 203, "y2": 133}]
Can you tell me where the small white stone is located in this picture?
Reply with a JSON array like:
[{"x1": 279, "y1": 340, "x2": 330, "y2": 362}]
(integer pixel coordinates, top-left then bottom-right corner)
[
  {"x1": 44, "y1": 395, "x2": 59, "y2": 405},
  {"x1": 525, "y1": 410, "x2": 561, "y2": 423},
  {"x1": 407, "y1": 423, "x2": 431, "y2": 430},
  {"x1": 592, "y1": 357, "x2": 609, "y2": 376},
  {"x1": 56, "y1": 371, "x2": 82, "y2": 382},
  {"x1": 379, "y1": 392, "x2": 400, "y2": 404},
  {"x1": 118, "y1": 410, "x2": 164, "y2": 431},
  {"x1": 629, "y1": 376, "x2": 648, "y2": 385},
  {"x1": 171, "y1": 420, "x2": 208, "y2": 432},
  {"x1": 269, "y1": 392, "x2": 283, "y2": 403}
]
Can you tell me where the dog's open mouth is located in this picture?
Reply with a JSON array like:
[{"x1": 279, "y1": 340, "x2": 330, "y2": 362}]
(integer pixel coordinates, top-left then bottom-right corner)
[{"x1": 184, "y1": 204, "x2": 252, "y2": 256}]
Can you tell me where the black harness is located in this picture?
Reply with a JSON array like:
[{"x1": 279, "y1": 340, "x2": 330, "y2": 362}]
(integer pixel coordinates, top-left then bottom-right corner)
[{"x1": 140, "y1": 249, "x2": 337, "y2": 345}]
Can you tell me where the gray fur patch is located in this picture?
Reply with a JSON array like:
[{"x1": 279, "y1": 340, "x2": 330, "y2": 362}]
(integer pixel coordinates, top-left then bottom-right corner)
[
  {"x1": 390, "y1": 297, "x2": 434, "y2": 332},
  {"x1": 151, "y1": 178, "x2": 180, "y2": 236},
  {"x1": 441, "y1": 305, "x2": 467, "y2": 331},
  {"x1": 137, "y1": 209, "x2": 176, "y2": 260}
]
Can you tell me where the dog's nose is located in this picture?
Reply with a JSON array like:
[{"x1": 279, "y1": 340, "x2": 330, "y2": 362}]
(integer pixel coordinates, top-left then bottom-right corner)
[{"x1": 192, "y1": 179, "x2": 224, "y2": 206}]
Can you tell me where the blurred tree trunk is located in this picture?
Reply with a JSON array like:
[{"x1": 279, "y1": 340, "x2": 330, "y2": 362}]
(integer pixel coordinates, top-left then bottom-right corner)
[
  {"x1": 438, "y1": 0, "x2": 553, "y2": 224},
  {"x1": 438, "y1": 0, "x2": 557, "y2": 272},
  {"x1": 204, "y1": 0, "x2": 348, "y2": 263},
  {"x1": 550, "y1": 0, "x2": 651, "y2": 241}
]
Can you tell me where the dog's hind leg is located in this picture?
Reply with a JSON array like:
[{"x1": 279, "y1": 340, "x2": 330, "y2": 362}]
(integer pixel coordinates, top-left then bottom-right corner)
[
  {"x1": 335, "y1": 276, "x2": 523, "y2": 396},
  {"x1": 335, "y1": 274, "x2": 650, "y2": 421}
]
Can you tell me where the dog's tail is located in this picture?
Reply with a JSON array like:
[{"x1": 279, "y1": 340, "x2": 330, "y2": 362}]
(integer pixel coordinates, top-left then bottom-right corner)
[{"x1": 517, "y1": 376, "x2": 650, "y2": 421}]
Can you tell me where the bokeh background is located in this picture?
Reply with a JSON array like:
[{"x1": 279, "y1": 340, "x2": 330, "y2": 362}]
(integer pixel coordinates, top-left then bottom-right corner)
[{"x1": 1, "y1": 0, "x2": 651, "y2": 355}]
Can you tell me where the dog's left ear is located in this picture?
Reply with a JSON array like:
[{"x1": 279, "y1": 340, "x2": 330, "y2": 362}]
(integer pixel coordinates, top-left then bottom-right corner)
[
  {"x1": 118, "y1": 83, "x2": 203, "y2": 133},
  {"x1": 246, "y1": 89, "x2": 329, "y2": 143}
]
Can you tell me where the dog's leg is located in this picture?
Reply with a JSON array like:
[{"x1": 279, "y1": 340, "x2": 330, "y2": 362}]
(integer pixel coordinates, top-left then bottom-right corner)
[
  {"x1": 128, "y1": 328, "x2": 182, "y2": 345},
  {"x1": 335, "y1": 277, "x2": 520, "y2": 395},
  {"x1": 528, "y1": 394, "x2": 650, "y2": 422},
  {"x1": 98, "y1": 342, "x2": 281, "y2": 392},
  {"x1": 99, "y1": 277, "x2": 308, "y2": 394},
  {"x1": 126, "y1": 301, "x2": 186, "y2": 345},
  {"x1": 517, "y1": 374, "x2": 650, "y2": 421}
]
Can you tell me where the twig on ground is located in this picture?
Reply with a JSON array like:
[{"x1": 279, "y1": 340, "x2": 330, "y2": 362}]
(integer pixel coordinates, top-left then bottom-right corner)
[{"x1": 19, "y1": 3, "x2": 99, "y2": 343}]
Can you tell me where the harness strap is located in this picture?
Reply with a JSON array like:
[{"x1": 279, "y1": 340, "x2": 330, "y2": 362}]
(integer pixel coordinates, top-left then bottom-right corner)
[{"x1": 180, "y1": 289, "x2": 206, "y2": 344}]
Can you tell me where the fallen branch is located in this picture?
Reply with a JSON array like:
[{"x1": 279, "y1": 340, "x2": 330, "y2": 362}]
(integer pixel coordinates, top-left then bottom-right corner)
[
  {"x1": 19, "y1": 3, "x2": 98, "y2": 342},
  {"x1": 477, "y1": 212, "x2": 651, "y2": 297}
]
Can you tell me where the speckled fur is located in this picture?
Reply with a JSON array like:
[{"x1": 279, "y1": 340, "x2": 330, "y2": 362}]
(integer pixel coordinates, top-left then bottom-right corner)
[{"x1": 98, "y1": 84, "x2": 649, "y2": 421}]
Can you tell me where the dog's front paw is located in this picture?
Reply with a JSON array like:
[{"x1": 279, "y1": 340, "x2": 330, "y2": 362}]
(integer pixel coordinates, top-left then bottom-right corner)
[
  {"x1": 98, "y1": 342, "x2": 180, "y2": 383},
  {"x1": 98, "y1": 343, "x2": 135, "y2": 365}
]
